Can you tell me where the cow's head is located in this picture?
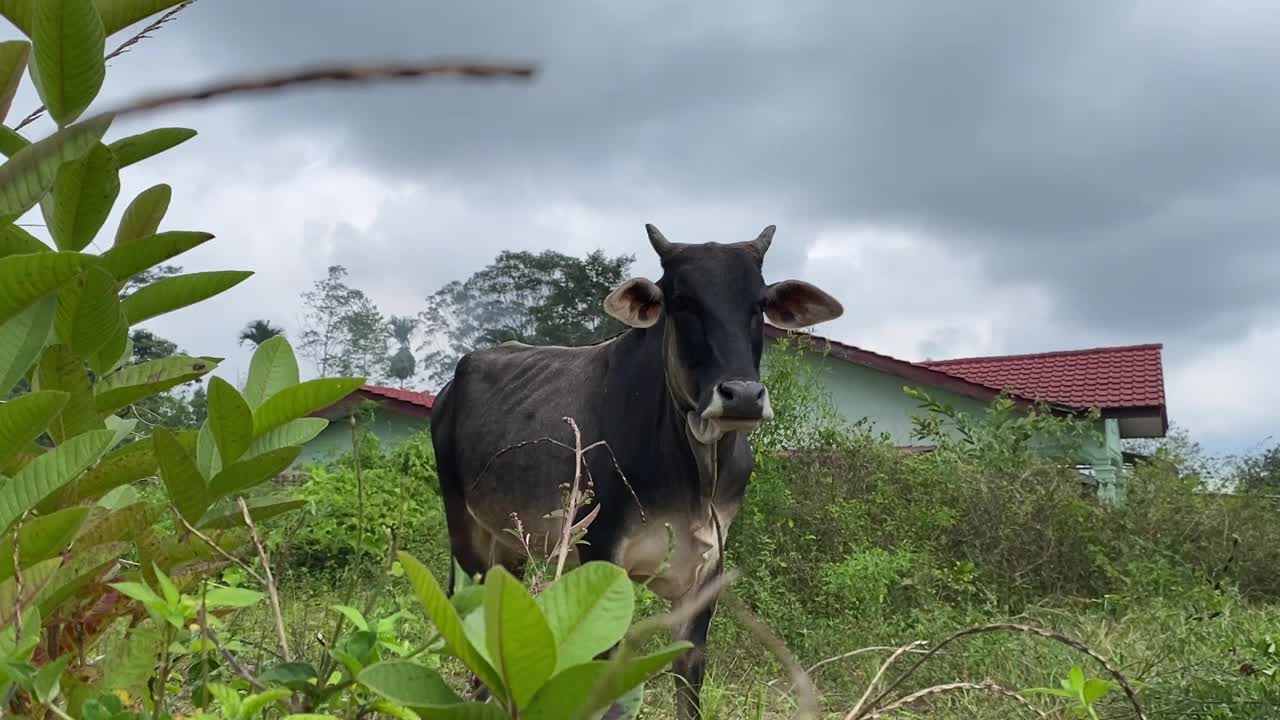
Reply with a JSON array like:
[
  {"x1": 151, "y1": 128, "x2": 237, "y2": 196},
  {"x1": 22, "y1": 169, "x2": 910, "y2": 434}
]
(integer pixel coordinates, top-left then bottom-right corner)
[{"x1": 604, "y1": 224, "x2": 843, "y2": 443}]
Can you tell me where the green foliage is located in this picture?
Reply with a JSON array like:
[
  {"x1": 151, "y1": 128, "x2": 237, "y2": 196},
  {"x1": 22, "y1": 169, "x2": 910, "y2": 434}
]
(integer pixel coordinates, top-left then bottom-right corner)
[
  {"x1": 298, "y1": 265, "x2": 388, "y2": 381},
  {"x1": 0, "y1": 9, "x2": 370, "y2": 713},
  {"x1": 1024, "y1": 665, "x2": 1116, "y2": 720},
  {"x1": 418, "y1": 248, "x2": 633, "y2": 386}
]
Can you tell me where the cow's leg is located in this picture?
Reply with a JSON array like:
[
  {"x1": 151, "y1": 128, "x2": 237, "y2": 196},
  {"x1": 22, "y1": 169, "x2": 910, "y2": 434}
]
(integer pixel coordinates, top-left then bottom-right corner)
[{"x1": 672, "y1": 575, "x2": 720, "y2": 720}]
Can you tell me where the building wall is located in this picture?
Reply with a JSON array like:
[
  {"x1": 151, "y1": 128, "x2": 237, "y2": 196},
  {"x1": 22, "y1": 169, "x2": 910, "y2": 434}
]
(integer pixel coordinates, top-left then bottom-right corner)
[
  {"x1": 765, "y1": 342, "x2": 1119, "y2": 491},
  {"x1": 762, "y1": 341, "x2": 991, "y2": 446},
  {"x1": 296, "y1": 409, "x2": 429, "y2": 466}
]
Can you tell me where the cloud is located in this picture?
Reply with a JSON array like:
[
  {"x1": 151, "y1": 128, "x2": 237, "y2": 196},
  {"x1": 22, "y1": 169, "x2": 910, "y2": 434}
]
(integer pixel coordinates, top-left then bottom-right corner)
[{"x1": 2, "y1": 0, "x2": 1275, "y2": 451}]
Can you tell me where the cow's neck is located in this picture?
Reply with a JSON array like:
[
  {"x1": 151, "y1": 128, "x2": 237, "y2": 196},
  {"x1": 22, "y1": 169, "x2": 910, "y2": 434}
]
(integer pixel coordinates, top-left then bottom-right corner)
[{"x1": 647, "y1": 320, "x2": 736, "y2": 505}]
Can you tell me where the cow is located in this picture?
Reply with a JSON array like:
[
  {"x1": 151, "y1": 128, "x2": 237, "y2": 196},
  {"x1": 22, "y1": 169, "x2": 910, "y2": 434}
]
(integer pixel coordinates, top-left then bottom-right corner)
[{"x1": 430, "y1": 224, "x2": 843, "y2": 719}]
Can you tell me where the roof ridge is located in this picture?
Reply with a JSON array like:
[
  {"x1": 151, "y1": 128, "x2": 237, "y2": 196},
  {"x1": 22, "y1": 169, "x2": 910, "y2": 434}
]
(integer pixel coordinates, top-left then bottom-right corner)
[{"x1": 921, "y1": 342, "x2": 1163, "y2": 366}]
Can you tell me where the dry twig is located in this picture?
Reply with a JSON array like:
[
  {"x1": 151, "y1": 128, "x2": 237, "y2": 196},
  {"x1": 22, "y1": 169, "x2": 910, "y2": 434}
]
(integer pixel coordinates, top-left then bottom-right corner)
[
  {"x1": 173, "y1": 505, "x2": 266, "y2": 586},
  {"x1": 238, "y1": 496, "x2": 291, "y2": 662},
  {"x1": 865, "y1": 680, "x2": 1047, "y2": 719},
  {"x1": 846, "y1": 641, "x2": 929, "y2": 720},
  {"x1": 91, "y1": 60, "x2": 534, "y2": 124},
  {"x1": 867, "y1": 623, "x2": 1146, "y2": 720},
  {"x1": 724, "y1": 591, "x2": 820, "y2": 720},
  {"x1": 14, "y1": 0, "x2": 197, "y2": 131},
  {"x1": 197, "y1": 603, "x2": 268, "y2": 692}
]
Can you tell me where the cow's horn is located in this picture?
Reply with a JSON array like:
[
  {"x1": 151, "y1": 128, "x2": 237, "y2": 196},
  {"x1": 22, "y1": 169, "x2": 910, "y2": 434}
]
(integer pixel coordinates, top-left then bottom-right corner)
[
  {"x1": 752, "y1": 225, "x2": 776, "y2": 256},
  {"x1": 646, "y1": 224, "x2": 675, "y2": 258}
]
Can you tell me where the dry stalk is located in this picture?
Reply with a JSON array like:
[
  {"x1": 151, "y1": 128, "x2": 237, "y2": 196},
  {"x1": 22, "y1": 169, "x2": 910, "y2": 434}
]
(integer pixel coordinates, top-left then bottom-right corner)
[
  {"x1": 864, "y1": 680, "x2": 1047, "y2": 719},
  {"x1": 197, "y1": 603, "x2": 268, "y2": 692},
  {"x1": 237, "y1": 496, "x2": 291, "y2": 662},
  {"x1": 554, "y1": 416, "x2": 588, "y2": 580},
  {"x1": 722, "y1": 590, "x2": 819, "y2": 720},
  {"x1": 11, "y1": 513, "x2": 24, "y2": 645},
  {"x1": 867, "y1": 623, "x2": 1146, "y2": 720},
  {"x1": 846, "y1": 641, "x2": 929, "y2": 720},
  {"x1": 87, "y1": 60, "x2": 534, "y2": 125},
  {"x1": 173, "y1": 505, "x2": 266, "y2": 586},
  {"x1": 14, "y1": 0, "x2": 198, "y2": 131}
]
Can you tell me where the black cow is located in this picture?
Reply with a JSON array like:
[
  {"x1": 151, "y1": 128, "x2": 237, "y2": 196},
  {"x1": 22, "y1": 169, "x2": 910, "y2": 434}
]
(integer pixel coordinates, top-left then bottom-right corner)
[{"x1": 430, "y1": 224, "x2": 843, "y2": 718}]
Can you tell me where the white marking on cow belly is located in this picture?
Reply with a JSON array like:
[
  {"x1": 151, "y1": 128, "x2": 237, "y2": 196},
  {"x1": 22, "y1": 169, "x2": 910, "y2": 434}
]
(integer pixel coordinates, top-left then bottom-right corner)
[{"x1": 614, "y1": 502, "x2": 739, "y2": 601}]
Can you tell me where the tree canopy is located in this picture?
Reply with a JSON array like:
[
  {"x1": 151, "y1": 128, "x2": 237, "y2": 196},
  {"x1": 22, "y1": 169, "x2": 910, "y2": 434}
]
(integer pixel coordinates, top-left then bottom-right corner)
[{"x1": 417, "y1": 249, "x2": 633, "y2": 386}]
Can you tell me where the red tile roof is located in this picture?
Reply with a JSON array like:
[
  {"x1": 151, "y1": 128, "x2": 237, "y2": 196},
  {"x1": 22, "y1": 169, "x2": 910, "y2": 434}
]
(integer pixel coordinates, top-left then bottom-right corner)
[
  {"x1": 360, "y1": 384, "x2": 435, "y2": 409},
  {"x1": 764, "y1": 325, "x2": 1166, "y2": 416},
  {"x1": 920, "y1": 344, "x2": 1165, "y2": 410}
]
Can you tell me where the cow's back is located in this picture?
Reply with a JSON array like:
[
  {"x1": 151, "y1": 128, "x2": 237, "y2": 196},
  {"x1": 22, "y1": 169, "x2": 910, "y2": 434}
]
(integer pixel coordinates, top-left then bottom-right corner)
[{"x1": 434, "y1": 339, "x2": 616, "y2": 553}]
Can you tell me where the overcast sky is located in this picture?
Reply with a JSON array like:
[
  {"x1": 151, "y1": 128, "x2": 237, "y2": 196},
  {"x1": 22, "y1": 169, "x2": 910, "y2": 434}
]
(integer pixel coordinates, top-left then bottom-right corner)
[{"x1": 5, "y1": 1, "x2": 1278, "y2": 455}]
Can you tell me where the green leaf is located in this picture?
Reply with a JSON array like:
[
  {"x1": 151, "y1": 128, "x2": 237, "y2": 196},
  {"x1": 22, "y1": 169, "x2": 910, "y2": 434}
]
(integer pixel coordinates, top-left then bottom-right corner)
[
  {"x1": 243, "y1": 418, "x2": 327, "y2": 459},
  {"x1": 0, "y1": 293, "x2": 54, "y2": 397},
  {"x1": 0, "y1": 556, "x2": 59, "y2": 625},
  {"x1": 522, "y1": 644, "x2": 692, "y2": 720},
  {"x1": 99, "y1": 229, "x2": 211, "y2": 283},
  {"x1": 29, "y1": 0, "x2": 106, "y2": 126},
  {"x1": 0, "y1": 223, "x2": 47, "y2": 257},
  {"x1": 1082, "y1": 678, "x2": 1114, "y2": 705},
  {"x1": 330, "y1": 604, "x2": 369, "y2": 631},
  {"x1": 411, "y1": 703, "x2": 507, "y2": 720},
  {"x1": 206, "y1": 375, "x2": 252, "y2": 465},
  {"x1": 77, "y1": 501, "x2": 152, "y2": 546},
  {"x1": 31, "y1": 653, "x2": 70, "y2": 702},
  {"x1": 0, "y1": 390, "x2": 67, "y2": 468},
  {"x1": 0, "y1": 606, "x2": 40, "y2": 660},
  {"x1": 54, "y1": 265, "x2": 123, "y2": 358},
  {"x1": 0, "y1": 427, "x2": 113, "y2": 532},
  {"x1": 196, "y1": 495, "x2": 304, "y2": 530},
  {"x1": 483, "y1": 564, "x2": 557, "y2": 709},
  {"x1": 1067, "y1": 665, "x2": 1085, "y2": 692},
  {"x1": 539, "y1": 561, "x2": 635, "y2": 672},
  {"x1": 86, "y1": 302, "x2": 127, "y2": 375},
  {"x1": 0, "y1": 2, "x2": 31, "y2": 37},
  {"x1": 398, "y1": 551, "x2": 504, "y2": 697},
  {"x1": 121, "y1": 269, "x2": 252, "y2": 325},
  {"x1": 101, "y1": 620, "x2": 161, "y2": 696},
  {"x1": 153, "y1": 426, "x2": 208, "y2": 523},
  {"x1": 0, "y1": 112, "x2": 111, "y2": 217},
  {"x1": 0, "y1": 125, "x2": 29, "y2": 158},
  {"x1": 93, "y1": 0, "x2": 187, "y2": 36},
  {"x1": 66, "y1": 432, "x2": 171, "y2": 503},
  {"x1": 207, "y1": 446, "x2": 299, "y2": 502},
  {"x1": 0, "y1": 506, "x2": 87, "y2": 581},
  {"x1": 203, "y1": 585, "x2": 265, "y2": 609},
  {"x1": 0, "y1": 39, "x2": 29, "y2": 123},
  {"x1": 242, "y1": 335, "x2": 300, "y2": 410},
  {"x1": 258, "y1": 662, "x2": 318, "y2": 691},
  {"x1": 358, "y1": 661, "x2": 462, "y2": 709},
  {"x1": 113, "y1": 182, "x2": 169, "y2": 245},
  {"x1": 108, "y1": 126, "x2": 195, "y2": 168},
  {"x1": 34, "y1": 343, "x2": 101, "y2": 444},
  {"x1": 93, "y1": 355, "x2": 218, "y2": 416},
  {"x1": 195, "y1": 418, "x2": 218, "y2": 479},
  {"x1": 0, "y1": 250, "x2": 96, "y2": 327},
  {"x1": 253, "y1": 377, "x2": 365, "y2": 435},
  {"x1": 40, "y1": 142, "x2": 119, "y2": 250}
]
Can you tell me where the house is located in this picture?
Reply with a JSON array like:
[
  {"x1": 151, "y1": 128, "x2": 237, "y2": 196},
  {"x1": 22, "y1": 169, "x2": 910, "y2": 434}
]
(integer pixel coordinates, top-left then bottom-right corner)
[
  {"x1": 761, "y1": 325, "x2": 1168, "y2": 500},
  {"x1": 297, "y1": 327, "x2": 1168, "y2": 501},
  {"x1": 297, "y1": 384, "x2": 435, "y2": 466}
]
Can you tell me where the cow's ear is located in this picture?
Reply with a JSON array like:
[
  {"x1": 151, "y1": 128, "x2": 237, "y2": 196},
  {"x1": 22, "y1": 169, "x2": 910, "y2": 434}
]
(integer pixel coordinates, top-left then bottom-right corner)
[
  {"x1": 765, "y1": 280, "x2": 843, "y2": 329},
  {"x1": 604, "y1": 278, "x2": 664, "y2": 328}
]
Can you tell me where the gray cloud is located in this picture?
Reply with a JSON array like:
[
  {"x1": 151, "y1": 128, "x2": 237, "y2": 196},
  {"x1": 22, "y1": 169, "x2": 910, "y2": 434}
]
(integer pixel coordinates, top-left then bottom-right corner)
[
  {"x1": 158, "y1": 0, "x2": 1280, "y2": 345},
  {"x1": 5, "y1": 1, "x2": 1276, "y2": 450}
]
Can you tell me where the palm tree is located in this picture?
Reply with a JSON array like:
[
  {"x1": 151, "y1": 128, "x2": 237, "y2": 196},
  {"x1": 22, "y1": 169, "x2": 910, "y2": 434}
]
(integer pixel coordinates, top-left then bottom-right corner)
[
  {"x1": 239, "y1": 319, "x2": 285, "y2": 347},
  {"x1": 387, "y1": 315, "x2": 418, "y2": 388}
]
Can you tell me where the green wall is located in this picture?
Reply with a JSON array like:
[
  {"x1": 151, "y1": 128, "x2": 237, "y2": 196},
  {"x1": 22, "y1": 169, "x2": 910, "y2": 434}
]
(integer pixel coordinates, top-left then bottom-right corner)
[
  {"x1": 762, "y1": 342, "x2": 991, "y2": 446},
  {"x1": 765, "y1": 340, "x2": 1126, "y2": 498},
  {"x1": 297, "y1": 409, "x2": 428, "y2": 467}
]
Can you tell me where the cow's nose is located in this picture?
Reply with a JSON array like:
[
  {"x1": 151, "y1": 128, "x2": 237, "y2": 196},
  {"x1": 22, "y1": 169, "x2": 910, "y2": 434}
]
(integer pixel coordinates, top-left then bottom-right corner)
[{"x1": 714, "y1": 380, "x2": 768, "y2": 418}]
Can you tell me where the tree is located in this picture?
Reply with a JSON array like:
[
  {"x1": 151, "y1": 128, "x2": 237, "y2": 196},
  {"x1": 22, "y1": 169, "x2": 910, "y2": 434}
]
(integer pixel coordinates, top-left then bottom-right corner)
[
  {"x1": 418, "y1": 249, "x2": 633, "y2": 386},
  {"x1": 299, "y1": 265, "x2": 389, "y2": 381},
  {"x1": 1234, "y1": 442, "x2": 1280, "y2": 495},
  {"x1": 387, "y1": 315, "x2": 418, "y2": 388},
  {"x1": 239, "y1": 318, "x2": 285, "y2": 347}
]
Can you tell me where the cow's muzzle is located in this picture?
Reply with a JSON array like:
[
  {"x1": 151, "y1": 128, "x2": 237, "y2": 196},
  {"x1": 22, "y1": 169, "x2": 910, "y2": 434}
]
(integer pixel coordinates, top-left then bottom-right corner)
[{"x1": 700, "y1": 379, "x2": 774, "y2": 428}]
